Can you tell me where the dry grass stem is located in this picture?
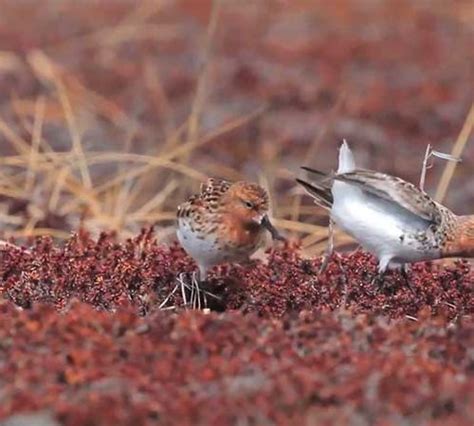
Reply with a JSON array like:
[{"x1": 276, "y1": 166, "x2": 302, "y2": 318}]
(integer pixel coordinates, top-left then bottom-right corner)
[{"x1": 435, "y1": 102, "x2": 474, "y2": 202}]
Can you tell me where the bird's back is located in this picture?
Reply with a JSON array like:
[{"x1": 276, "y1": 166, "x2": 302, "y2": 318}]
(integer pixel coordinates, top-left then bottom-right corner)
[{"x1": 331, "y1": 143, "x2": 446, "y2": 264}]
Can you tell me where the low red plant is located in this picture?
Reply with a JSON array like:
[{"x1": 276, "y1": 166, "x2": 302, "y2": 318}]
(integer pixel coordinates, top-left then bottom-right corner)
[{"x1": 0, "y1": 231, "x2": 473, "y2": 425}]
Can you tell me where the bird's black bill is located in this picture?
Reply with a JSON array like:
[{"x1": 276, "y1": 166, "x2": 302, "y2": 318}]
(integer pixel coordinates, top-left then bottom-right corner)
[{"x1": 261, "y1": 215, "x2": 286, "y2": 241}]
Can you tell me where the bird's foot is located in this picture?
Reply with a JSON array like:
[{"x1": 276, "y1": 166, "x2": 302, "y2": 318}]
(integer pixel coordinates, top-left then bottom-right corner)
[
  {"x1": 172, "y1": 271, "x2": 221, "y2": 310},
  {"x1": 370, "y1": 270, "x2": 391, "y2": 294},
  {"x1": 369, "y1": 266, "x2": 416, "y2": 296},
  {"x1": 400, "y1": 265, "x2": 417, "y2": 295}
]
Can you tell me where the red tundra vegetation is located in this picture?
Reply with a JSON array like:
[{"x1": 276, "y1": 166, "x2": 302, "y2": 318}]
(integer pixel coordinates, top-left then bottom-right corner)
[
  {"x1": 0, "y1": 0, "x2": 473, "y2": 424},
  {"x1": 0, "y1": 230, "x2": 473, "y2": 425}
]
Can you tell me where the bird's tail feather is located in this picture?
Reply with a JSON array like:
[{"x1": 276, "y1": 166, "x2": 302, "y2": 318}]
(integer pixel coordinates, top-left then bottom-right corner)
[
  {"x1": 296, "y1": 178, "x2": 333, "y2": 210},
  {"x1": 337, "y1": 139, "x2": 356, "y2": 174},
  {"x1": 297, "y1": 140, "x2": 355, "y2": 208}
]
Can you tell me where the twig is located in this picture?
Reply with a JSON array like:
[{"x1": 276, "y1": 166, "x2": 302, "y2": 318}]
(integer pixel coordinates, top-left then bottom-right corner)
[
  {"x1": 178, "y1": 272, "x2": 189, "y2": 308},
  {"x1": 173, "y1": 272, "x2": 220, "y2": 310},
  {"x1": 419, "y1": 144, "x2": 432, "y2": 191},
  {"x1": 435, "y1": 103, "x2": 474, "y2": 202},
  {"x1": 56, "y1": 78, "x2": 92, "y2": 190},
  {"x1": 419, "y1": 144, "x2": 462, "y2": 191},
  {"x1": 158, "y1": 282, "x2": 180, "y2": 309},
  {"x1": 185, "y1": 0, "x2": 221, "y2": 151},
  {"x1": 25, "y1": 96, "x2": 45, "y2": 193},
  {"x1": 405, "y1": 315, "x2": 418, "y2": 322}
]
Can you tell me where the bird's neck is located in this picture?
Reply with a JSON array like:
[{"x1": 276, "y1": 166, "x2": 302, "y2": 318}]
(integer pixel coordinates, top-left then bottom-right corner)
[
  {"x1": 446, "y1": 215, "x2": 474, "y2": 258},
  {"x1": 222, "y1": 213, "x2": 262, "y2": 246}
]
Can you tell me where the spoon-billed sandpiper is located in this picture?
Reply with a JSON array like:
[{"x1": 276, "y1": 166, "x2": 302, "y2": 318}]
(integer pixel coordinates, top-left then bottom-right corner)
[
  {"x1": 177, "y1": 178, "x2": 284, "y2": 281},
  {"x1": 297, "y1": 141, "x2": 474, "y2": 274}
]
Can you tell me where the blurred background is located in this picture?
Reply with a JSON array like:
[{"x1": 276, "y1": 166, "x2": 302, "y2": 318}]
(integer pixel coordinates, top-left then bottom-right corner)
[{"x1": 0, "y1": 0, "x2": 472, "y2": 254}]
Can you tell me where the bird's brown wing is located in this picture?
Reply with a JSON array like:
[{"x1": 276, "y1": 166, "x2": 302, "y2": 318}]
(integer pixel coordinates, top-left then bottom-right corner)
[
  {"x1": 199, "y1": 178, "x2": 232, "y2": 200},
  {"x1": 178, "y1": 178, "x2": 232, "y2": 218},
  {"x1": 333, "y1": 169, "x2": 445, "y2": 223}
]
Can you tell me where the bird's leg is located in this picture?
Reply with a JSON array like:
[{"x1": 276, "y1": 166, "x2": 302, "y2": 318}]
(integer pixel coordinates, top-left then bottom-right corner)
[
  {"x1": 400, "y1": 264, "x2": 416, "y2": 295},
  {"x1": 198, "y1": 265, "x2": 208, "y2": 282},
  {"x1": 400, "y1": 263, "x2": 410, "y2": 277},
  {"x1": 371, "y1": 269, "x2": 387, "y2": 289},
  {"x1": 332, "y1": 251, "x2": 349, "y2": 309},
  {"x1": 371, "y1": 257, "x2": 390, "y2": 290},
  {"x1": 319, "y1": 218, "x2": 335, "y2": 273}
]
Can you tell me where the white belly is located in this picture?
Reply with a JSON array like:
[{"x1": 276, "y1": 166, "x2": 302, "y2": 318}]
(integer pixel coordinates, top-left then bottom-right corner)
[
  {"x1": 177, "y1": 220, "x2": 250, "y2": 270},
  {"x1": 331, "y1": 182, "x2": 438, "y2": 264}
]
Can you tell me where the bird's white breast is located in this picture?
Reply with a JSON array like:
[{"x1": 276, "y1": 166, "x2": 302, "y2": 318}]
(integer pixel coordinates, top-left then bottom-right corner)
[
  {"x1": 177, "y1": 219, "x2": 250, "y2": 270},
  {"x1": 331, "y1": 181, "x2": 438, "y2": 263}
]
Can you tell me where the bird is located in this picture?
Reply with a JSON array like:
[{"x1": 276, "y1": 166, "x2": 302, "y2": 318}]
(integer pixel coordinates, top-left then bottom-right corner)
[
  {"x1": 177, "y1": 178, "x2": 284, "y2": 281},
  {"x1": 297, "y1": 141, "x2": 474, "y2": 275}
]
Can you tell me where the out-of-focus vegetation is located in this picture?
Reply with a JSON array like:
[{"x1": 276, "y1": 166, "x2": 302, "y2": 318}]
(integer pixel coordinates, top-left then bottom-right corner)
[
  {"x1": 0, "y1": 0, "x2": 472, "y2": 256},
  {"x1": 0, "y1": 3, "x2": 474, "y2": 425}
]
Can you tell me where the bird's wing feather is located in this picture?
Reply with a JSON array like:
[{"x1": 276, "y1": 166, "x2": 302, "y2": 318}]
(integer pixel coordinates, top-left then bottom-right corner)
[
  {"x1": 178, "y1": 178, "x2": 232, "y2": 220},
  {"x1": 296, "y1": 178, "x2": 333, "y2": 210},
  {"x1": 200, "y1": 178, "x2": 232, "y2": 199},
  {"x1": 298, "y1": 167, "x2": 334, "y2": 210},
  {"x1": 333, "y1": 169, "x2": 443, "y2": 223},
  {"x1": 300, "y1": 166, "x2": 328, "y2": 181},
  {"x1": 337, "y1": 140, "x2": 356, "y2": 173}
]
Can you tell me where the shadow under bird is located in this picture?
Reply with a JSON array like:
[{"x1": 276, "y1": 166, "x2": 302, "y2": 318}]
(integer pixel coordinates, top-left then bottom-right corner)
[
  {"x1": 297, "y1": 141, "x2": 474, "y2": 275},
  {"x1": 177, "y1": 178, "x2": 284, "y2": 281}
]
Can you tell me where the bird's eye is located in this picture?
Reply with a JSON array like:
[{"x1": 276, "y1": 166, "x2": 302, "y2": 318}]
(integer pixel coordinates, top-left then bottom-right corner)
[{"x1": 244, "y1": 200, "x2": 254, "y2": 209}]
